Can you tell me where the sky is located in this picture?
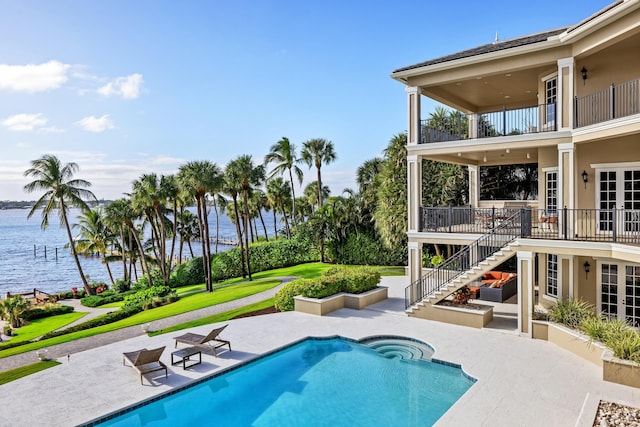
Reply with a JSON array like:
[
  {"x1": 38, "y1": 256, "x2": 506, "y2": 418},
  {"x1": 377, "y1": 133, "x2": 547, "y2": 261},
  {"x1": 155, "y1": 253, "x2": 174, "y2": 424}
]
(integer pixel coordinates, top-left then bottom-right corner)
[{"x1": 0, "y1": 0, "x2": 613, "y2": 201}]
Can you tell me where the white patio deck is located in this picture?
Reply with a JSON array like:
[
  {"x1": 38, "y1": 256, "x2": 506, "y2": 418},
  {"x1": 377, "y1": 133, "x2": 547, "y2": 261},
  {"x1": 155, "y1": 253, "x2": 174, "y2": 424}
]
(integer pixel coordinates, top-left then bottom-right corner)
[{"x1": 1, "y1": 276, "x2": 638, "y2": 426}]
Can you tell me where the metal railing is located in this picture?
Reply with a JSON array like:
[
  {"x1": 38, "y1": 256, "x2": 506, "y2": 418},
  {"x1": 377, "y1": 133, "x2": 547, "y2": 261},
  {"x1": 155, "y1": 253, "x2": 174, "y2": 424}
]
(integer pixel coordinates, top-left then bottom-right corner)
[
  {"x1": 405, "y1": 211, "x2": 521, "y2": 309},
  {"x1": 575, "y1": 78, "x2": 640, "y2": 127},
  {"x1": 419, "y1": 206, "x2": 640, "y2": 244},
  {"x1": 419, "y1": 104, "x2": 556, "y2": 144}
]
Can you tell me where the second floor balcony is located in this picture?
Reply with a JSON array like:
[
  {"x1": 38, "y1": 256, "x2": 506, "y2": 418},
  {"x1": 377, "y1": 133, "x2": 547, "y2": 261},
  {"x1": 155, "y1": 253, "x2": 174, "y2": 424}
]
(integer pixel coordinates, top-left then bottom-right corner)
[
  {"x1": 420, "y1": 206, "x2": 640, "y2": 245},
  {"x1": 419, "y1": 77, "x2": 640, "y2": 144}
]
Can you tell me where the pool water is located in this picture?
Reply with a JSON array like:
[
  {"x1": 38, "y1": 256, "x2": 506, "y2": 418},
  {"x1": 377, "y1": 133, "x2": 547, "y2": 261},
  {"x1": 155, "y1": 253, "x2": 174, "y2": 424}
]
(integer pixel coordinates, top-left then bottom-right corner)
[{"x1": 94, "y1": 337, "x2": 475, "y2": 427}]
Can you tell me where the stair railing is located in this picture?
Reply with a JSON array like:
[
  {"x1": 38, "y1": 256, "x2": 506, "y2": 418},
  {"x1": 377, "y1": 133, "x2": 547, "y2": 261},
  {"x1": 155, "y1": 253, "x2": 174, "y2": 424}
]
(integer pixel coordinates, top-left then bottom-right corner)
[{"x1": 405, "y1": 209, "x2": 524, "y2": 309}]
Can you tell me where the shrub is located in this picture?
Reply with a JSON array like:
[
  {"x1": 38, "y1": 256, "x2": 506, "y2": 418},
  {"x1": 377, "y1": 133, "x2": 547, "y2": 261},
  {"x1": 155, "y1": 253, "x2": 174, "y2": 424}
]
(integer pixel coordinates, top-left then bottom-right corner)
[
  {"x1": 80, "y1": 290, "x2": 135, "y2": 308},
  {"x1": 274, "y1": 280, "x2": 306, "y2": 312},
  {"x1": 21, "y1": 305, "x2": 74, "y2": 321},
  {"x1": 123, "y1": 285, "x2": 172, "y2": 309},
  {"x1": 170, "y1": 257, "x2": 205, "y2": 288},
  {"x1": 113, "y1": 279, "x2": 131, "y2": 293},
  {"x1": 211, "y1": 238, "x2": 319, "y2": 281},
  {"x1": 327, "y1": 232, "x2": 406, "y2": 266},
  {"x1": 40, "y1": 305, "x2": 143, "y2": 340},
  {"x1": 547, "y1": 299, "x2": 595, "y2": 330},
  {"x1": 274, "y1": 267, "x2": 382, "y2": 311},
  {"x1": 606, "y1": 329, "x2": 640, "y2": 364}
]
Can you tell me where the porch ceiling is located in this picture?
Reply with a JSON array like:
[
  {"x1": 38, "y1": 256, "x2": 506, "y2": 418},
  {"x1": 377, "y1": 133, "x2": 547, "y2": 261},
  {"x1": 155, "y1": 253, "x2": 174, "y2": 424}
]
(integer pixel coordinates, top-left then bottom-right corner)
[{"x1": 421, "y1": 66, "x2": 549, "y2": 113}]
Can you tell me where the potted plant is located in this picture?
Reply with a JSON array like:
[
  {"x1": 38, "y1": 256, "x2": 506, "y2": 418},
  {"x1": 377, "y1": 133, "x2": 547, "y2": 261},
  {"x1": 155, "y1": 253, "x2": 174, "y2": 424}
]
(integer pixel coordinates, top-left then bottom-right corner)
[{"x1": 452, "y1": 286, "x2": 471, "y2": 305}]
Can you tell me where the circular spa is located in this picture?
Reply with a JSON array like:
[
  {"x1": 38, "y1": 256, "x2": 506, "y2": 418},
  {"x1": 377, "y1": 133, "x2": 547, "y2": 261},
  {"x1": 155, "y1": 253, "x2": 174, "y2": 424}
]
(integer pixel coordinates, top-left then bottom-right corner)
[{"x1": 89, "y1": 336, "x2": 475, "y2": 427}]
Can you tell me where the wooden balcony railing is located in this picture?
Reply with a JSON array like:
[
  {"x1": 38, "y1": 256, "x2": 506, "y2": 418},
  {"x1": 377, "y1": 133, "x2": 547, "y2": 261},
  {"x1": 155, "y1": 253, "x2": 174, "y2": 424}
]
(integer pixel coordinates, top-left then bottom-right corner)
[{"x1": 420, "y1": 206, "x2": 640, "y2": 245}]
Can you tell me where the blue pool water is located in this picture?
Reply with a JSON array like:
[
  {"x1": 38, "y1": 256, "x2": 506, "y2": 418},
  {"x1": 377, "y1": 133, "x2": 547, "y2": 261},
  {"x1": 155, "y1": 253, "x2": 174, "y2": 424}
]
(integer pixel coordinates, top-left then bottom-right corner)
[{"x1": 93, "y1": 337, "x2": 475, "y2": 427}]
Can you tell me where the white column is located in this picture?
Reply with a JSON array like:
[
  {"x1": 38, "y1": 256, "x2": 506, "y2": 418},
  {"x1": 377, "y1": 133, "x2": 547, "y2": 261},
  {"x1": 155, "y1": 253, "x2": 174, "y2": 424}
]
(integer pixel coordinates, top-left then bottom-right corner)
[
  {"x1": 517, "y1": 251, "x2": 534, "y2": 336},
  {"x1": 468, "y1": 165, "x2": 479, "y2": 207},
  {"x1": 558, "y1": 143, "x2": 575, "y2": 237},
  {"x1": 406, "y1": 86, "x2": 421, "y2": 145},
  {"x1": 408, "y1": 241, "x2": 422, "y2": 293},
  {"x1": 557, "y1": 57, "x2": 575, "y2": 130},
  {"x1": 407, "y1": 155, "x2": 421, "y2": 233}
]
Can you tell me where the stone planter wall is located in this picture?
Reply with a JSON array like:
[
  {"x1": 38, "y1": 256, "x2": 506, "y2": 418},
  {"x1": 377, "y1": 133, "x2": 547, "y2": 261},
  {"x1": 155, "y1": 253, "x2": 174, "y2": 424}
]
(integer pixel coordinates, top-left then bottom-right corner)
[
  {"x1": 294, "y1": 287, "x2": 388, "y2": 316},
  {"x1": 532, "y1": 320, "x2": 640, "y2": 388},
  {"x1": 419, "y1": 304, "x2": 493, "y2": 329}
]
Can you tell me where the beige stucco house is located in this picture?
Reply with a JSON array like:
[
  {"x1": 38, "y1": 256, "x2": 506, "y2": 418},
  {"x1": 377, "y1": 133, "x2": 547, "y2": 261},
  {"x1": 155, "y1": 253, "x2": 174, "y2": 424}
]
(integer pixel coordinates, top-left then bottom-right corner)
[{"x1": 391, "y1": 0, "x2": 640, "y2": 335}]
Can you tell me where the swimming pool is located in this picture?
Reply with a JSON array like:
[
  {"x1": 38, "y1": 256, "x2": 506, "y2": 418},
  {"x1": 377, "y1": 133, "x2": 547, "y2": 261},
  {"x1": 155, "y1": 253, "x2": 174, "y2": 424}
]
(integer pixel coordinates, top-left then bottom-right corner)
[{"x1": 89, "y1": 336, "x2": 475, "y2": 427}]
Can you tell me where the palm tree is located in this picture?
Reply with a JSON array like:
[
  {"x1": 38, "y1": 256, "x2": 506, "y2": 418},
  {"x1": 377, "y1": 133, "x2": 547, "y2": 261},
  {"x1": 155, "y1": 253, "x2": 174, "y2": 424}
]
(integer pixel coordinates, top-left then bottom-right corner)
[
  {"x1": 250, "y1": 189, "x2": 269, "y2": 241},
  {"x1": 227, "y1": 155, "x2": 265, "y2": 281},
  {"x1": 75, "y1": 207, "x2": 116, "y2": 285},
  {"x1": 24, "y1": 154, "x2": 97, "y2": 293},
  {"x1": 300, "y1": 138, "x2": 337, "y2": 207},
  {"x1": 178, "y1": 161, "x2": 222, "y2": 292},
  {"x1": 357, "y1": 157, "x2": 383, "y2": 212},
  {"x1": 264, "y1": 137, "x2": 303, "y2": 225},
  {"x1": 303, "y1": 181, "x2": 330, "y2": 211},
  {"x1": 222, "y1": 163, "x2": 246, "y2": 278},
  {"x1": 266, "y1": 177, "x2": 291, "y2": 238}
]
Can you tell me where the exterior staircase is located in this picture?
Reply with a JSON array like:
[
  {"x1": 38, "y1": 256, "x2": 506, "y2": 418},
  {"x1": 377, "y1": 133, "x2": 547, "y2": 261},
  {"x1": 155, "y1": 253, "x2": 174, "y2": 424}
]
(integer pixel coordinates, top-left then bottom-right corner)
[
  {"x1": 404, "y1": 210, "x2": 523, "y2": 317},
  {"x1": 406, "y1": 243, "x2": 517, "y2": 317}
]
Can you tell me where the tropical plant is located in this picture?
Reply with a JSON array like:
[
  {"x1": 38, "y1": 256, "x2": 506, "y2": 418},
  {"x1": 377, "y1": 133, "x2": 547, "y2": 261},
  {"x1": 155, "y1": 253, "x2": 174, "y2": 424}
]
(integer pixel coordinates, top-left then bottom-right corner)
[
  {"x1": 264, "y1": 137, "x2": 303, "y2": 225},
  {"x1": 373, "y1": 133, "x2": 407, "y2": 252},
  {"x1": 303, "y1": 181, "x2": 331, "y2": 211},
  {"x1": 23, "y1": 154, "x2": 97, "y2": 293},
  {"x1": 228, "y1": 155, "x2": 265, "y2": 281},
  {"x1": 178, "y1": 161, "x2": 223, "y2": 291},
  {"x1": 266, "y1": 177, "x2": 291, "y2": 238},
  {"x1": 74, "y1": 207, "x2": 117, "y2": 285},
  {"x1": 300, "y1": 138, "x2": 336, "y2": 208},
  {"x1": 222, "y1": 162, "x2": 246, "y2": 279},
  {"x1": 547, "y1": 299, "x2": 595, "y2": 330},
  {"x1": 1, "y1": 296, "x2": 30, "y2": 328}
]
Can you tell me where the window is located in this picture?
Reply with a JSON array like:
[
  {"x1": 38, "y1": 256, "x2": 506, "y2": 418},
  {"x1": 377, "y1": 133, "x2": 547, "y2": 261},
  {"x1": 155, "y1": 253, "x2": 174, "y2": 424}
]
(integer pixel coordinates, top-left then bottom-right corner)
[
  {"x1": 547, "y1": 254, "x2": 558, "y2": 297},
  {"x1": 601, "y1": 263, "x2": 618, "y2": 318}
]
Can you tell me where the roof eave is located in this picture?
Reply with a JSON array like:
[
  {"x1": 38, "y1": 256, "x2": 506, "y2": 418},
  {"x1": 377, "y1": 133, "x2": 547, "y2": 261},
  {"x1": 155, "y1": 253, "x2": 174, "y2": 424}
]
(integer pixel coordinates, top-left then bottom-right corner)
[
  {"x1": 559, "y1": 0, "x2": 640, "y2": 43},
  {"x1": 390, "y1": 36, "x2": 564, "y2": 84}
]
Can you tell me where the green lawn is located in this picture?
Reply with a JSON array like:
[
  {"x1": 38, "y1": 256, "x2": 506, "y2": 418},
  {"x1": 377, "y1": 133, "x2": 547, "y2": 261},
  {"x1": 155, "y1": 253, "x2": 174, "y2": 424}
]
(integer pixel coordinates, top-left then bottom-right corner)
[
  {"x1": 0, "y1": 262, "x2": 406, "y2": 359},
  {"x1": 98, "y1": 301, "x2": 123, "y2": 309},
  {"x1": 0, "y1": 360, "x2": 60, "y2": 385},
  {"x1": 0, "y1": 278, "x2": 282, "y2": 358},
  {"x1": 149, "y1": 298, "x2": 275, "y2": 336},
  {"x1": 0, "y1": 312, "x2": 86, "y2": 350}
]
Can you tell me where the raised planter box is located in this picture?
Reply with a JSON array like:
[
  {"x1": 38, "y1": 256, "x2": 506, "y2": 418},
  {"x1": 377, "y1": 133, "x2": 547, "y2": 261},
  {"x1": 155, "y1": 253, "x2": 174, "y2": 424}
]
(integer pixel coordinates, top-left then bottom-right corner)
[
  {"x1": 424, "y1": 303, "x2": 493, "y2": 329},
  {"x1": 532, "y1": 320, "x2": 640, "y2": 388},
  {"x1": 294, "y1": 287, "x2": 388, "y2": 316}
]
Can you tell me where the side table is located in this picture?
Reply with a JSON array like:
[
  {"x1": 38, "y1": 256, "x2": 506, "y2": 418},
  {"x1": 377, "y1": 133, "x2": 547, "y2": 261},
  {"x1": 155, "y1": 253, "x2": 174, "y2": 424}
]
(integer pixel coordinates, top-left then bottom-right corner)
[{"x1": 171, "y1": 346, "x2": 202, "y2": 369}]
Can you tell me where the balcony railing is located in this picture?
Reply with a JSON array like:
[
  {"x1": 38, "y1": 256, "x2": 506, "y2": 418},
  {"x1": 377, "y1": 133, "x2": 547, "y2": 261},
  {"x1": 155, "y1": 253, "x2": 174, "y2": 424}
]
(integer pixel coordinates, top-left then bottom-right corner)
[
  {"x1": 575, "y1": 78, "x2": 640, "y2": 128},
  {"x1": 420, "y1": 206, "x2": 640, "y2": 244},
  {"x1": 419, "y1": 104, "x2": 556, "y2": 144}
]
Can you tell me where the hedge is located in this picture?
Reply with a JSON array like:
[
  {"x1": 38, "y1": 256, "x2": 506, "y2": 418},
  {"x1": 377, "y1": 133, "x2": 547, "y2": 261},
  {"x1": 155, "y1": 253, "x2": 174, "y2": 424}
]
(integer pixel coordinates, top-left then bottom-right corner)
[
  {"x1": 327, "y1": 232, "x2": 406, "y2": 266},
  {"x1": 274, "y1": 266, "x2": 381, "y2": 311},
  {"x1": 40, "y1": 305, "x2": 144, "y2": 340},
  {"x1": 21, "y1": 305, "x2": 74, "y2": 321},
  {"x1": 211, "y1": 238, "x2": 319, "y2": 281}
]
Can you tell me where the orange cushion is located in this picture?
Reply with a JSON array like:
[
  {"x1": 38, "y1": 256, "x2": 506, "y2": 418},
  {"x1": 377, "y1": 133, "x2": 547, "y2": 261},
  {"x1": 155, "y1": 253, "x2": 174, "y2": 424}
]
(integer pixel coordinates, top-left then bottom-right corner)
[{"x1": 482, "y1": 271, "x2": 502, "y2": 280}]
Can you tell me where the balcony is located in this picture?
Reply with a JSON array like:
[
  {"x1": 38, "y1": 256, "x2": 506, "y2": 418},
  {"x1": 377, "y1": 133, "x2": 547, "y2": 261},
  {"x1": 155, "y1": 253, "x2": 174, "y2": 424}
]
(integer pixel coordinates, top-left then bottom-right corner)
[
  {"x1": 575, "y1": 78, "x2": 640, "y2": 128},
  {"x1": 420, "y1": 206, "x2": 640, "y2": 245},
  {"x1": 419, "y1": 104, "x2": 556, "y2": 144}
]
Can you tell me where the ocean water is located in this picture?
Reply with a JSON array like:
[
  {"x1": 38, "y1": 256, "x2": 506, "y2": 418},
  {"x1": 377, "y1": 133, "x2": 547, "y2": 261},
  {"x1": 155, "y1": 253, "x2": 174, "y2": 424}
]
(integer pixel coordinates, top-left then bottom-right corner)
[{"x1": 0, "y1": 208, "x2": 278, "y2": 296}]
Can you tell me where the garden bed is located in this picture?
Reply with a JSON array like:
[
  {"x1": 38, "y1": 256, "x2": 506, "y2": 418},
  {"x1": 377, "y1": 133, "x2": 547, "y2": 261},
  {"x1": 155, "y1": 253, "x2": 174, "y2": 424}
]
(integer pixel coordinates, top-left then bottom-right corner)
[
  {"x1": 427, "y1": 301, "x2": 493, "y2": 329},
  {"x1": 294, "y1": 286, "x2": 388, "y2": 316}
]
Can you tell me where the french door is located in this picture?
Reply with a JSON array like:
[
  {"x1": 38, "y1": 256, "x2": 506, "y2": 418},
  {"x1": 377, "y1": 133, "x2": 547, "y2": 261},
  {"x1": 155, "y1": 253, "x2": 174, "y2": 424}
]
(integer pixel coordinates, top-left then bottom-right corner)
[
  {"x1": 600, "y1": 263, "x2": 640, "y2": 327},
  {"x1": 598, "y1": 168, "x2": 640, "y2": 235}
]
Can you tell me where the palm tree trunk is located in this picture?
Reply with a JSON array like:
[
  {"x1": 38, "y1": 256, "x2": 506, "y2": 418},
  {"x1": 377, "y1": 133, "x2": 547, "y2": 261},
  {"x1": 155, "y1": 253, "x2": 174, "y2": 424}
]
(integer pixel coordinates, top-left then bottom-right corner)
[
  {"x1": 288, "y1": 167, "x2": 297, "y2": 226},
  {"x1": 231, "y1": 195, "x2": 246, "y2": 278},
  {"x1": 120, "y1": 226, "x2": 128, "y2": 282},
  {"x1": 201, "y1": 196, "x2": 213, "y2": 292},
  {"x1": 195, "y1": 197, "x2": 211, "y2": 291},
  {"x1": 272, "y1": 210, "x2": 278, "y2": 238},
  {"x1": 102, "y1": 253, "x2": 115, "y2": 285},
  {"x1": 128, "y1": 222, "x2": 151, "y2": 285},
  {"x1": 316, "y1": 166, "x2": 323, "y2": 207},
  {"x1": 169, "y1": 200, "x2": 178, "y2": 273},
  {"x1": 280, "y1": 201, "x2": 291, "y2": 238},
  {"x1": 60, "y1": 201, "x2": 91, "y2": 293},
  {"x1": 242, "y1": 190, "x2": 252, "y2": 281},
  {"x1": 259, "y1": 209, "x2": 269, "y2": 241},
  {"x1": 213, "y1": 199, "x2": 220, "y2": 254}
]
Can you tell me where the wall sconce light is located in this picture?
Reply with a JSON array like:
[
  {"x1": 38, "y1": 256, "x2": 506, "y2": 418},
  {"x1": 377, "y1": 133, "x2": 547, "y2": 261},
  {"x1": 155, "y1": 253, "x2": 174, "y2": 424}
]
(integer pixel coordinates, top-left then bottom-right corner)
[
  {"x1": 581, "y1": 67, "x2": 588, "y2": 84},
  {"x1": 584, "y1": 261, "x2": 591, "y2": 278},
  {"x1": 582, "y1": 170, "x2": 589, "y2": 189}
]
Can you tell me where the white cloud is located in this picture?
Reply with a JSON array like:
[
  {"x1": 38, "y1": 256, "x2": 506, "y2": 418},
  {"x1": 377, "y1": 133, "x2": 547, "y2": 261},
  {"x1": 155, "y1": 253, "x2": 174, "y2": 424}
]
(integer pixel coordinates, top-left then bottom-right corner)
[
  {"x1": 75, "y1": 115, "x2": 114, "y2": 133},
  {"x1": 151, "y1": 155, "x2": 186, "y2": 165},
  {"x1": 0, "y1": 60, "x2": 70, "y2": 93},
  {"x1": 2, "y1": 113, "x2": 48, "y2": 132},
  {"x1": 97, "y1": 73, "x2": 143, "y2": 99}
]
